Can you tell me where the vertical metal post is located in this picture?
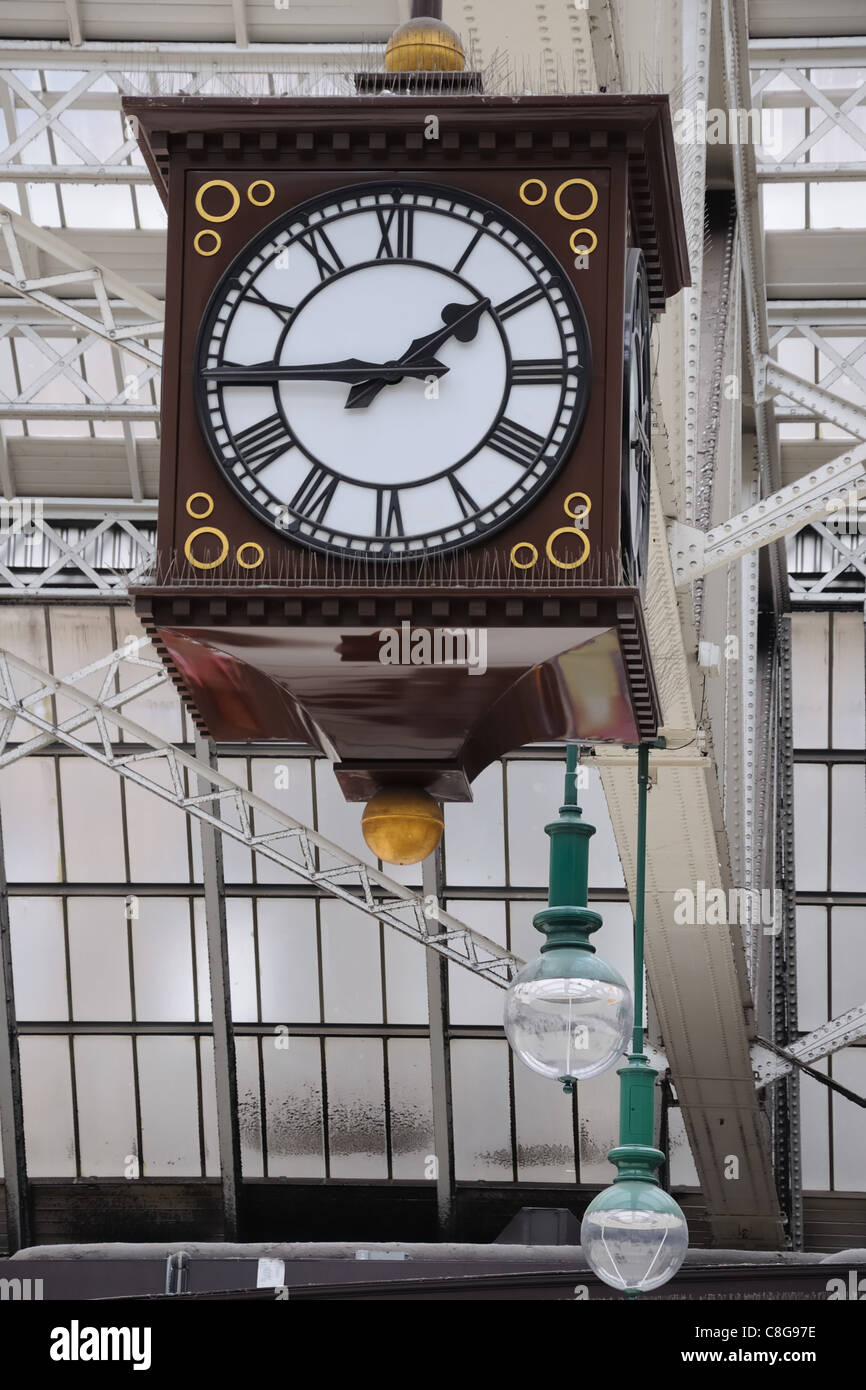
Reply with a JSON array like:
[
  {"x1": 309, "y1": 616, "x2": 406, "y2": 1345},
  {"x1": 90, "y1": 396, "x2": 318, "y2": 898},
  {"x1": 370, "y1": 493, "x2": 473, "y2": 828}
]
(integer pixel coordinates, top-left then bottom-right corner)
[
  {"x1": 411, "y1": 1, "x2": 443, "y2": 17},
  {"x1": 633, "y1": 742, "x2": 650, "y2": 1056},
  {"x1": 422, "y1": 833, "x2": 455, "y2": 1237},
  {"x1": 195, "y1": 734, "x2": 242, "y2": 1241},
  {"x1": 0, "y1": 804, "x2": 30, "y2": 1251}
]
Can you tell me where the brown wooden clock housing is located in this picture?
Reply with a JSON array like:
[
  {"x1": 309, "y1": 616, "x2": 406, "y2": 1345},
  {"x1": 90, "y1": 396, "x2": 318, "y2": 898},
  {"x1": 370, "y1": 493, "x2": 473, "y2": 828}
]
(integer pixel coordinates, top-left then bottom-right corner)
[{"x1": 127, "y1": 95, "x2": 689, "y2": 802}]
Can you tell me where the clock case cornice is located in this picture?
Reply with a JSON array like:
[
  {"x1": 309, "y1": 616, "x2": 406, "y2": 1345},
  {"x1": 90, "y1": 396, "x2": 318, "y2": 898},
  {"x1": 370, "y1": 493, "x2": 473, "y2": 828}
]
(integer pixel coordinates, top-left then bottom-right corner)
[{"x1": 124, "y1": 95, "x2": 690, "y2": 312}]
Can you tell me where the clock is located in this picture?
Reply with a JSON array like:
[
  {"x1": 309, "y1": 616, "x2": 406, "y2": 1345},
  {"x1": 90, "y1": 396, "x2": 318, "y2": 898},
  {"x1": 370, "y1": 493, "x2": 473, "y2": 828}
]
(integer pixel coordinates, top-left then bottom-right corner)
[
  {"x1": 195, "y1": 181, "x2": 592, "y2": 559},
  {"x1": 621, "y1": 249, "x2": 652, "y2": 592}
]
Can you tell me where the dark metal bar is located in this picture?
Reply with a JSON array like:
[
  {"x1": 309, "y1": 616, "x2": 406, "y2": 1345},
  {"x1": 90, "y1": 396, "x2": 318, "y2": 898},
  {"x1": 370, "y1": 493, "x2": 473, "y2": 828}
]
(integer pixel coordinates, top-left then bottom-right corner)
[
  {"x1": 194, "y1": 733, "x2": 243, "y2": 1240},
  {"x1": 422, "y1": 834, "x2": 455, "y2": 1237},
  {"x1": 0, "y1": 803, "x2": 31, "y2": 1250},
  {"x1": 411, "y1": 1, "x2": 443, "y2": 17}
]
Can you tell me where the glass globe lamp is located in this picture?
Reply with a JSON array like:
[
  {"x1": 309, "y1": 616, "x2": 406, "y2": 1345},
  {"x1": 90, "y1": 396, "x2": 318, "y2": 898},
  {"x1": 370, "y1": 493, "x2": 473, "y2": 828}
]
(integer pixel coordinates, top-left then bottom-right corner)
[
  {"x1": 504, "y1": 941, "x2": 633, "y2": 1084},
  {"x1": 581, "y1": 1161, "x2": 689, "y2": 1293}
]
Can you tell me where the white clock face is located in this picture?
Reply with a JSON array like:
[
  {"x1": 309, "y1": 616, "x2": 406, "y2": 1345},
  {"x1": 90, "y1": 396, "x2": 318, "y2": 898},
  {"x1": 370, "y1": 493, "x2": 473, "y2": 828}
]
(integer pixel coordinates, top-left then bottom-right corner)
[{"x1": 196, "y1": 181, "x2": 592, "y2": 558}]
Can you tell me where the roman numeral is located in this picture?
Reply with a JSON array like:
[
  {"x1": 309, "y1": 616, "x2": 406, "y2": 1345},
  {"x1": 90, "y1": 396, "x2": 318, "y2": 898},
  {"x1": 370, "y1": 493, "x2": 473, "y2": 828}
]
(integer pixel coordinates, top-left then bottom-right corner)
[
  {"x1": 298, "y1": 225, "x2": 344, "y2": 281},
  {"x1": 511, "y1": 358, "x2": 565, "y2": 386},
  {"x1": 290, "y1": 465, "x2": 339, "y2": 523},
  {"x1": 375, "y1": 206, "x2": 414, "y2": 259},
  {"x1": 494, "y1": 285, "x2": 546, "y2": 321},
  {"x1": 233, "y1": 413, "x2": 296, "y2": 472},
  {"x1": 448, "y1": 474, "x2": 478, "y2": 519},
  {"x1": 487, "y1": 417, "x2": 546, "y2": 466},
  {"x1": 375, "y1": 488, "x2": 405, "y2": 537},
  {"x1": 453, "y1": 226, "x2": 484, "y2": 275},
  {"x1": 246, "y1": 284, "x2": 295, "y2": 322}
]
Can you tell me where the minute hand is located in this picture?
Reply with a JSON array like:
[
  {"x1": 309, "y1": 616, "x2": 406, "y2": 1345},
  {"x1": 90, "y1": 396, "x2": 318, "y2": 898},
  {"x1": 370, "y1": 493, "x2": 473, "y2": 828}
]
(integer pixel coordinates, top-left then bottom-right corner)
[
  {"x1": 202, "y1": 357, "x2": 450, "y2": 386},
  {"x1": 345, "y1": 297, "x2": 491, "y2": 410}
]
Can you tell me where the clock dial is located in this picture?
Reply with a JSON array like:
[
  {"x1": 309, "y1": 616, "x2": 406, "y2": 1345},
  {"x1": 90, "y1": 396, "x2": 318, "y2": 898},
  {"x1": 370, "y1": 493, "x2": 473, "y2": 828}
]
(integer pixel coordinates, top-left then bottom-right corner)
[
  {"x1": 196, "y1": 181, "x2": 592, "y2": 558},
  {"x1": 621, "y1": 249, "x2": 651, "y2": 592}
]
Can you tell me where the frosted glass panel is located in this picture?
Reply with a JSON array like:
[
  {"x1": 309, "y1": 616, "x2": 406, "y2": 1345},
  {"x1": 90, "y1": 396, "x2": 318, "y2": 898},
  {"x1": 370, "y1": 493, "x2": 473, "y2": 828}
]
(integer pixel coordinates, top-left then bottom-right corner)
[
  {"x1": 263, "y1": 1035, "x2": 325, "y2": 1178},
  {"x1": 796, "y1": 906, "x2": 828, "y2": 1032},
  {"x1": 387, "y1": 1038, "x2": 435, "y2": 1181},
  {"x1": 67, "y1": 898, "x2": 131, "y2": 1021},
  {"x1": 513, "y1": 1059, "x2": 575, "y2": 1182},
  {"x1": 443, "y1": 762, "x2": 505, "y2": 886},
  {"x1": 325, "y1": 1038, "x2": 387, "y2": 1178},
  {"x1": 1, "y1": 606, "x2": 50, "y2": 742},
  {"x1": 320, "y1": 898, "x2": 383, "y2": 1024},
  {"x1": 831, "y1": 614, "x2": 864, "y2": 749},
  {"x1": 451, "y1": 1039, "x2": 512, "y2": 1180},
  {"x1": 49, "y1": 605, "x2": 114, "y2": 742},
  {"x1": 506, "y1": 760, "x2": 563, "y2": 885},
  {"x1": 257, "y1": 897, "x2": 320, "y2": 1023},
  {"x1": 315, "y1": 763, "x2": 372, "y2": 866},
  {"x1": 581, "y1": 768, "x2": 625, "y2": 888},
  {"x1": 667, "y1": 1107, "x2": 699, "y2": 1187},
  {"x1": 251, "y1": 758, "x2": 316, "y2": 884},
  {"x1": 831, "y1": 766, "x2": 866, "y2": 891},
  {"x1": 383, "y1": 920, "x2": 429, "y2": 1025},
  {"x1": 74, "y1": 1036, "x2": 137, "y2": 1176},
  {"x1": 137, "y1": 1036, "x2": 201, "y2": 1175},
  {"x1": 791, "y1": 613, "x2": 830, "y2": 746},
  {"x1": 114, "y1": 607, "x2": 185, "y2": 742},
  {"x1": 10, "y1": 896, "x2": 68, "y2": 1021},
  {"x1": 576, "y1": 1064, "x2": 620, "y2": 1184},
  {"x1": 235, "y1": 1034, "x2": 263, "y2": 1177},
  {"x1": 226, "y1": 898, "x2": 258, "y2": 1021},
  {"x1": 20, "y1": 1037, "x2": 76, "y2": 1177},
  {"x1": 831, "y1": 908, "x2": 866, "y2": 1018},
  {"x1": 59, "y1": 761, "x2": 126, "y2": 882},
  {"x1": 131, "y1": 899, "x2": 195, "y2": 1021},
  {"x1": 800, "y1": 1066, "x2": 830, "y2": 1190},
  {"x1": 215, "y1": 757, "x2": 253, "y2": 884},
  {"x1": 0, "y1": 759, "x2": 61, "y2": 880},
  {"x1": 446, "y1": 900, "x2": 507, "y2": 1026},
  {"x1": 793, "y1": 765, "x2": 828, "y2": 891},
  {"x1": 193, "y1": 898, "x2": 211, "y2": 1023},
  {"x1": 831, "y1": 1050, "x2": 866, "y2": 1190},
  {"x1": 125, "y1": 762, "x2": 191, "y2": 883}
]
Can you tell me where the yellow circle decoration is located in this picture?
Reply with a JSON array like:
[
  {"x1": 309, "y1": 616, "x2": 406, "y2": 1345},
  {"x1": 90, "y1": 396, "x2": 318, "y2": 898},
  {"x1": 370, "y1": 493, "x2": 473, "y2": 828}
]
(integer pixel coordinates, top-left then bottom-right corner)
[
  {"x1": 194, "y1": 229, "x2": 221, "y2": 257},
  {"x1": 510, "y1": 541, "x2": 539, "y2": 570},
  {"x1": 546, "y1": 525, "x2": 591, "y2": 570},
  {"x1": 184, "y1": 526, "x2": 230, "y2": 570},
  {"x1": 519, "y1": 179, "x2": 548, "y2": 207},
  {"x1": 570, "y1": 228, "x2": 598, "y2": 256},
  {"x1": 361, "y1": 787, "x2": 445, "y2": 866},
  {"x1": 195, "y1": 179, "x2": 241, "y2": 223},
  {"x1": 554, "y1": 178, "x2": 598, "y2": 222},
  {"x1": 248, "y1": 180, "x2": 275, "y2": 207},
  {"x1": 564, "y1": 491, "x2": 592, "y2": 522},
  {"x1": 186, "y1": 492, "x2": 214, "y2": 519},
  {"x1": 237, "y1": 541, "x2": 265, "y2": 569}
]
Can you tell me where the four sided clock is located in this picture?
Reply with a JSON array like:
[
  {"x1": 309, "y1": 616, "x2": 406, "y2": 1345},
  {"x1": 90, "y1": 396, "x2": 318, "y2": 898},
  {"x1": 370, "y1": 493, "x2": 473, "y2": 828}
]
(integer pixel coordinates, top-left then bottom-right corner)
[{"x1": 128, "y1": 96, "x2": 689, "y2": 803}]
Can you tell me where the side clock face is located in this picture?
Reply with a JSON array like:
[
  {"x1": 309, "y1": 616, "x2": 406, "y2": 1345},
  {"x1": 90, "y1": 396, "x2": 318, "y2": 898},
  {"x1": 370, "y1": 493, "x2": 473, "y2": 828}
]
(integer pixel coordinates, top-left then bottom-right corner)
[
  {"x1": 196, "y1": 181, "x2": 592, "y2": 558},
  {"x1": 621, "y1": 249, "x2": 652, "y2": 592}
]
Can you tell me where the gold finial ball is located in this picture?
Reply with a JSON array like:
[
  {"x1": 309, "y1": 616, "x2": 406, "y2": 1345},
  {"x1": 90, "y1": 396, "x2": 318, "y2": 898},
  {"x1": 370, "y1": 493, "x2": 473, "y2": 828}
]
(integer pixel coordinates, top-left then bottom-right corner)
[
  {"x1": 361, "y1": 787, "x2": 445, "y2": 866},
  {"x1": 384, "y1": 17, "x2": 466, "y2": 74}
]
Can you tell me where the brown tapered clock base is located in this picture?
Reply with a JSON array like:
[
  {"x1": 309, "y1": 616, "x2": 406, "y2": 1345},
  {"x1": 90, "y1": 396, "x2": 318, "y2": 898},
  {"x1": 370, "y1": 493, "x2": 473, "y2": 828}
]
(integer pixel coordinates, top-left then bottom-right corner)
[{"x1": 134, "y1": 586, "x2": 659, "y2": 801}]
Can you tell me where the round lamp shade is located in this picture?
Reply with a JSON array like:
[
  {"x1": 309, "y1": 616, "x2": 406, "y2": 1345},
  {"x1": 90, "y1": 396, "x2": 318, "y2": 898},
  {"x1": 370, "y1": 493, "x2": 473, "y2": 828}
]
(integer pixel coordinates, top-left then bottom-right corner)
[
  {"x1": 504, "y1": 947, "x2": 632, "y2": 1083},
  {"x1": 581, "y1": 1181, "x2": 689, "y2": 1293}
]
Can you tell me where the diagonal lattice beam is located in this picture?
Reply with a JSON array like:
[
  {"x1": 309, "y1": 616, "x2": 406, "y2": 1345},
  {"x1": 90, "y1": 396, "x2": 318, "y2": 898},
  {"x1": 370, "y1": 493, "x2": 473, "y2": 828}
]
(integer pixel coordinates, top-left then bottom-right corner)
[{"x1": 0, "y1": 643, "x2": 521, "y2": 988}]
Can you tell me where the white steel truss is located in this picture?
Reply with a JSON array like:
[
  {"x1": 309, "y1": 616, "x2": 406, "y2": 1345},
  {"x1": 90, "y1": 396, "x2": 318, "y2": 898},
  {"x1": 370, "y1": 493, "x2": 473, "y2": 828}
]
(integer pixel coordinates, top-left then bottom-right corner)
[
  {"x1": 0, "y1": 509, "x2": 155, "y2": 596},
  {"x1": 751, "y1": 44, "x2": 866, "y2": 183},
  {"x1": 753, "y1": 1004, "x2": 866, "y2": 1088},
  {"x1": 0, "y1": 641, "x2": 519, "y2": 989}
]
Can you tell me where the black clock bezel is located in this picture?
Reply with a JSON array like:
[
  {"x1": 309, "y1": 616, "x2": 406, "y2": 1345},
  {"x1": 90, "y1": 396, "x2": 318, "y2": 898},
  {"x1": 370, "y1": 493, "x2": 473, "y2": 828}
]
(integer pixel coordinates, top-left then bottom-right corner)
[{"x1": 194, "y1": 179, "x2": 593, "y2": 560}]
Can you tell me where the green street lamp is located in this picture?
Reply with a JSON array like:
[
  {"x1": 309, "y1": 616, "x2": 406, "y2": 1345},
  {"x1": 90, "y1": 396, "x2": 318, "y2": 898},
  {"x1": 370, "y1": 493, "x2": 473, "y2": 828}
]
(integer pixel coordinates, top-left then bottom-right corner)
[
  {"x1": 503, "y1": 745, "x2": 633, "y2": 1086},
  {"x1": 579, "y1": 740, "x2": 689, "y2": 1294}
]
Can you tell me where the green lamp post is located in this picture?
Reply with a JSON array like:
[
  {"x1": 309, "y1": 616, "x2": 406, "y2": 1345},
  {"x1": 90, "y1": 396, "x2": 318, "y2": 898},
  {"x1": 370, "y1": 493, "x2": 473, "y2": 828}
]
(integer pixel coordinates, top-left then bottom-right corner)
[
  {"x1": 579, "y1": 740, "x2": 689, "y2": 1294},
  {"x1": 503, "y1": 744, "x2": 633, "y2": 1087}
]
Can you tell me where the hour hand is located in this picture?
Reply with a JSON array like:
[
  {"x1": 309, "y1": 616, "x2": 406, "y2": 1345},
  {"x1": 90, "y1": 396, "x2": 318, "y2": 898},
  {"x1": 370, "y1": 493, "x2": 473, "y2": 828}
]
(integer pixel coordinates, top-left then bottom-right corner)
[
  {"x1": 345, "y1": 298, "x2": 490, "y2": 410},
  {"x1": 202, "y1": 358, "x2": 451, "y2": 386}
]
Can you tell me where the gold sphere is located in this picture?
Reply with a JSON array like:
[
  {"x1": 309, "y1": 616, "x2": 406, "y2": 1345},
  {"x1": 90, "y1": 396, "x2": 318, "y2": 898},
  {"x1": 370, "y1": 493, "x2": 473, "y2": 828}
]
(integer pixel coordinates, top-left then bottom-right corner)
[
  {"x1": 384, "y1": 18, "x2": 466, "y2": 74},
  {"x1": 361, "y1": 787, "x2": 445, "y2": 866}
]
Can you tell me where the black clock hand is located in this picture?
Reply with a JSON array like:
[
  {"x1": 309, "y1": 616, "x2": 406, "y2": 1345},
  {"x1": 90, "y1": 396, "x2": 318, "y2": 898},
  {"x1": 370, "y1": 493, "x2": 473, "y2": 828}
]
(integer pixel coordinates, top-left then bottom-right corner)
[
  {"x1": 345, "y1": 297, "x2": 491, "y2": 410},
  {"x1": 202, "y1": 357, "x2": 451, "y2": 386}
]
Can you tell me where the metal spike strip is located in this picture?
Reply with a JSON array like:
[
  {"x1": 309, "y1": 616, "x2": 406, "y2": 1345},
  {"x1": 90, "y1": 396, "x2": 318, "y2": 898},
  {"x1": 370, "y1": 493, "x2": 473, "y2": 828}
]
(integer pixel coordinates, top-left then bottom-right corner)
[{"x1": 0, "y1": 643, "x2": 520, "y2": 988}]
